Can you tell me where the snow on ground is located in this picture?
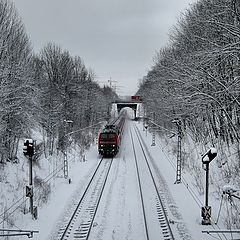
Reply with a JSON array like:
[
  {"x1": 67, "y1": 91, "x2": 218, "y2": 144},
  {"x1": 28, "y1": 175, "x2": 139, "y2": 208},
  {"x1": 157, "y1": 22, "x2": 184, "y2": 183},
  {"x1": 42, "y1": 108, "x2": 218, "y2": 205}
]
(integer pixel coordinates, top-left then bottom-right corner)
[
  {"x1": 1, "y1": 119, "x2": 239, "y2": 240},
  {"x1": 15, "y1": 147, "x2": 99, "y2": 240},
  {"x1": 134, "y1": 120, "x2": 240, "y2": 240}
]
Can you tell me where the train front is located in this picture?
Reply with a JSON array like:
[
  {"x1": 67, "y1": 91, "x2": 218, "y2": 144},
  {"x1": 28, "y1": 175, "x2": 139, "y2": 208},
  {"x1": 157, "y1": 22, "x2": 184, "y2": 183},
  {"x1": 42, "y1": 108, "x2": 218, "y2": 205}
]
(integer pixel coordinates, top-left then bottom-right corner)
[{"x1": 98, "y1": 128, "x2": 118, "y2": 156}]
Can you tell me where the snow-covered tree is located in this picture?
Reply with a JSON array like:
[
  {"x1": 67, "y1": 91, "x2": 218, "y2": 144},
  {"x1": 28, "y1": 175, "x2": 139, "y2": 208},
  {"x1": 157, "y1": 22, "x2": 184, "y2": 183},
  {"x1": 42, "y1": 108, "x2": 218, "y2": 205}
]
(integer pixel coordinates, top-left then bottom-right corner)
[
  {"x1": 0, "y1": 0, "x2": 35, "y2": 162},
  {"x1": 36, "y1": 43, "x2": 117, "y2": 156},
  {"x1": 138, "y1": 2, "x2": 240, "y2": 226}
]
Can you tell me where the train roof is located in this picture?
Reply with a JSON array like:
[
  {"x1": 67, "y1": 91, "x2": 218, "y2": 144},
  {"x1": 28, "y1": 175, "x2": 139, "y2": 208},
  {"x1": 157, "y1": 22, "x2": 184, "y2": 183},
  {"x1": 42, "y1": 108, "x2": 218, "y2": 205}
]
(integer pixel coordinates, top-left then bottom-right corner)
[
  {"x1": 101, "y1": 129, "x2": 117, "y2": 134},
  {"x1": 100, "y1": 124, "x2": 118, "y2": 134}
]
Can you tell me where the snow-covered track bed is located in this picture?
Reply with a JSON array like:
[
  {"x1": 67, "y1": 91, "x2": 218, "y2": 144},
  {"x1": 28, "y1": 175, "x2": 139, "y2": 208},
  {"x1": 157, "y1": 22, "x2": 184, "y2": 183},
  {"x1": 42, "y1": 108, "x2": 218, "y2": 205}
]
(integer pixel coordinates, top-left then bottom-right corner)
[
  {"x1": 55, "y1": 157, "x2": 113, "y2": 240},
  {"x1": 130, "y1": 124, "x2": 175, "y2": 240}
]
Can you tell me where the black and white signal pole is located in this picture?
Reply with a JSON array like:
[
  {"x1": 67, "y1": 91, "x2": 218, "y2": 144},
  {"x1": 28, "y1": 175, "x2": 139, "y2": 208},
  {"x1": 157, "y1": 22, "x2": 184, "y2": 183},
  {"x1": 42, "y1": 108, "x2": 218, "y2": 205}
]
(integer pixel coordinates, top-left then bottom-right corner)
[
  {"x1": 23, "y1": 139, "x2": 36, "y2": 219},
  {"x1": 201, "y1": 147, "x2": 217, "y2": 225}
]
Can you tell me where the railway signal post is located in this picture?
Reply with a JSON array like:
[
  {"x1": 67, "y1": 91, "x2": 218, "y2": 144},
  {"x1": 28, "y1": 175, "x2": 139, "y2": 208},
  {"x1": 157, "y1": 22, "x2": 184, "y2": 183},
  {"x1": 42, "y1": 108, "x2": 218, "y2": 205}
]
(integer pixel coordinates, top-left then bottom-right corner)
[
  {"x1": 23, "y1": 139, "x2": 36, "y2": 219},
  {"x1": 201, "y1": 147, "x2": 217, "y2": 225},
  {"x1": 144, "y1": 123, "x2": 148, "y2": 137}
]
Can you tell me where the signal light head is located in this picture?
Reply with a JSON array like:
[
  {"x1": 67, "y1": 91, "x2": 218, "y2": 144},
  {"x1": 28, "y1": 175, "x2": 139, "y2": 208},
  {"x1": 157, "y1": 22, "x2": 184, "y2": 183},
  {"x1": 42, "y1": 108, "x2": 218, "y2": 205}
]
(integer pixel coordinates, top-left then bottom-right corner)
[{"x1": 23, "y1": 139, "x2": 35, "y2": 157}]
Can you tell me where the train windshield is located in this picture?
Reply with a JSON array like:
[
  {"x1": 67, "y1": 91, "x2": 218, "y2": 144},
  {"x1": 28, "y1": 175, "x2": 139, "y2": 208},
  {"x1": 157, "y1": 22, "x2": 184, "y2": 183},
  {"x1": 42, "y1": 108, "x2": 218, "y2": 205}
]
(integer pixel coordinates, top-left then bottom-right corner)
[{"x1": 100, "y1": 133, "x2": 116, "y2": 140}]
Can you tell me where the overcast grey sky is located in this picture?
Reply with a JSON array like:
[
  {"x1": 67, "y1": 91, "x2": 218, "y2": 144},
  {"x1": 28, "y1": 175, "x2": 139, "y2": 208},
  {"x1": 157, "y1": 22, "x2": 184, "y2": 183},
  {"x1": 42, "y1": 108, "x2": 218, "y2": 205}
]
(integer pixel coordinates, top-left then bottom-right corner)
[{"x1": 12, "y1": 0, "x2": 197, "y2": 95}]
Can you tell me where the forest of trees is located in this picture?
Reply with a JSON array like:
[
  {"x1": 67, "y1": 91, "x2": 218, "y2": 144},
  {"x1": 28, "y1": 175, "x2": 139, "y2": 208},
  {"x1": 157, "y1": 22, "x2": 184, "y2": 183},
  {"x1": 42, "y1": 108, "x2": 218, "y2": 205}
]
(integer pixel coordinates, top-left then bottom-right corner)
[
  {"x1": 137, "y1": 0, "x2": 240, "y2": 227},
  {"x1": 138, "y1": 0, "x2": 240, "y2": 199},
  {"x1": 0, "y1": 0, "x2": 116, "y2": 163}
]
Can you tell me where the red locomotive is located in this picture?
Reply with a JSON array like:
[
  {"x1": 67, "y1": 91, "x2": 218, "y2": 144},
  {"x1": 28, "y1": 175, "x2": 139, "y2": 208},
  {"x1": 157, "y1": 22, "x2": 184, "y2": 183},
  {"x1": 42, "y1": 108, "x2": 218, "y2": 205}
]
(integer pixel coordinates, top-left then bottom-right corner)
[{"x1": 98, "y1": 111, "x2": 125, "y2": 156}]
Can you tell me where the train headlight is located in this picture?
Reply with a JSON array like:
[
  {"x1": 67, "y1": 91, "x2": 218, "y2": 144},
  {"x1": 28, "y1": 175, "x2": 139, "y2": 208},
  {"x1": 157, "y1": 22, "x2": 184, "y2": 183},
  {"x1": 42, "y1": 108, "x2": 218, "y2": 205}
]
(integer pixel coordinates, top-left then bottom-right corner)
[
  {"x1": 100, "y1": 145, "x2": 104, "y2": 147},
  {"x1": 112, "y1": 145, "x2": 115, "y2": 147}
]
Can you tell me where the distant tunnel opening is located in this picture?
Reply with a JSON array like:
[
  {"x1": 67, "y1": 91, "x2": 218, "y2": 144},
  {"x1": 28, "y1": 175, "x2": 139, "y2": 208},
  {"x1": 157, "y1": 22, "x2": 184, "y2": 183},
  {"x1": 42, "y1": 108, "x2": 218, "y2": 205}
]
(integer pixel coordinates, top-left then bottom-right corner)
[{"x1": 117, "y1": 103, "x2": 137, "y2": 119}]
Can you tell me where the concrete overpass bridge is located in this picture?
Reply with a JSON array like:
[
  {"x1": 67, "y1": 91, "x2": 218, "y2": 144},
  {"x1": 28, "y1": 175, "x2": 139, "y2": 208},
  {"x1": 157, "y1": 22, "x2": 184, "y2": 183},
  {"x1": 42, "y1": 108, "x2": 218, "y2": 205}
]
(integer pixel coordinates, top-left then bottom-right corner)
[{"x1": 111, "y1": 96, "x2": 143, "y2": 119}]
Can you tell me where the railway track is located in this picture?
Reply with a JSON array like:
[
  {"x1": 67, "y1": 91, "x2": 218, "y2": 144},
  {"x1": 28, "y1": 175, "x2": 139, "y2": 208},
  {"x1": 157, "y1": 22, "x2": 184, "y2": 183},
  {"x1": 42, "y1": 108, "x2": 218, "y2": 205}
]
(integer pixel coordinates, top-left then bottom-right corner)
[
  {"x1": 130, "y1": 124, "x2": 175, "y2": 240},
  {"x1": 51, "y1": 120, "x2": 191, "y2": 240},
  {"x1": 54, "y1": 157, "x2": 113, "y2": 240}
]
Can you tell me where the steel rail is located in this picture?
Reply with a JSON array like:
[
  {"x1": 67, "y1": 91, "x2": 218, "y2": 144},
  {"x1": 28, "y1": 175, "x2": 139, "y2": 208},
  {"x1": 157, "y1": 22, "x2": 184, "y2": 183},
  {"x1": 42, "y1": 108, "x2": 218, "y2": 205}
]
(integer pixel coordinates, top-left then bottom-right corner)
[
  {"x1": 83, "y1": 157, "x2": 113, "y2": 240},
  {"x1": 132, "y1": 124, "x2": 175, "y2": 240},
  {"x1": 129, "y1": 127, "x2": 150, "y2": 240},
  {"x1": 58, "y1": 157, "x2": 113, "y2": 240},
  {"x1": 139, "y1": 124, "x2": 228, "y2": 240}
]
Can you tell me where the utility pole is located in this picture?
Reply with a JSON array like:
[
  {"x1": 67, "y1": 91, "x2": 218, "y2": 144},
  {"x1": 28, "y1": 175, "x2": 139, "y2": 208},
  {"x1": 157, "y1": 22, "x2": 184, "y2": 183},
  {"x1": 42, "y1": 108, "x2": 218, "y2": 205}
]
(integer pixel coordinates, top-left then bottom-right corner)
[
  {"x1": 172, "y1": 119, "x2": 182, "y2": 184},
  {"x1": 151, "y1": 112, "x2": 156, "y2": 146},
  {"x1": 143, "y1": 107, "x2": 146, "y2": 131},
  {"x1": 63, "y1": 152, "x2": 68, "y2": 179},
  {"x1": 108, "y1": 77, "x2": 117, "y2": 91},
  {"x1": 63, "y1": 120, "x2": 73, "y2": 180}
]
